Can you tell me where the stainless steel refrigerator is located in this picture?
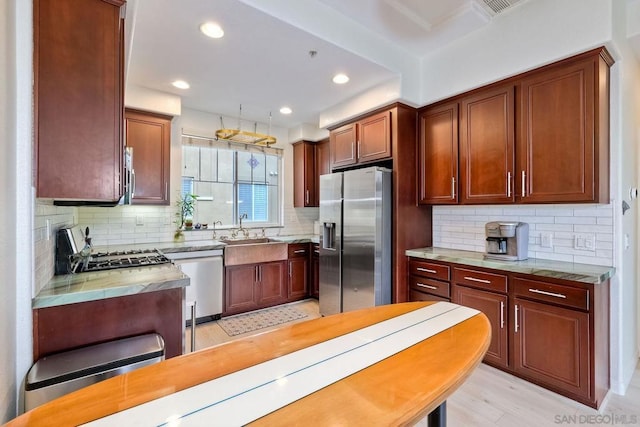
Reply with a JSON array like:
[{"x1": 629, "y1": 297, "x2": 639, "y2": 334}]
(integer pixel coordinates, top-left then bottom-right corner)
[{"x1": 319, "y1": 166, "x2": 392, "y2": 316}]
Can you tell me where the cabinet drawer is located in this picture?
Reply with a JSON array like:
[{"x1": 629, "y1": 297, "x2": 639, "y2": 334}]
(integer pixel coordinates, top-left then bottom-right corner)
[
  {"x1": 408, "y1": 260, "x2": 450, "y2": 281},
  {"x1": 288, "y1": 243, "x2": 310, "y2": 258},
  {"x1": 513, "y1": 277, "x2": 589, "y2": 311},
  {"x1": 409, "y1": 276, "x2": 450, "y2": 299},
  {"x1": 453, "y1": 267, "x2": 507, "y2": 293},
  {"x1": 410, "y1": 289, "x2": 449, "y2": 303}
]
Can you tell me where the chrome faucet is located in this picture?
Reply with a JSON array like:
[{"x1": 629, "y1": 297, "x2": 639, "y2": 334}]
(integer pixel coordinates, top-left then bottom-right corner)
[
  {"x1": 212, "y1": 220, "x2": 223, "y2": 240},
  {"x1": 238, "y1": 213, "x2": 248, "y2": 231}
]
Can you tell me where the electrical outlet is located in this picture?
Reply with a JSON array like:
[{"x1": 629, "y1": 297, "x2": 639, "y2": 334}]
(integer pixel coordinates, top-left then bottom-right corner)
[
  {"x1": 136, "y1": 215, "x2": 144, "y2": 226},
  {"x1": 574, "y1": 234, "x2": 595, "y2": 251},
  {"x1": 540, "y1": 232, "x2": 553, "y2": 248},
  {"x1": 164, "y1": 214, "x2": 171, "y2": 225}
]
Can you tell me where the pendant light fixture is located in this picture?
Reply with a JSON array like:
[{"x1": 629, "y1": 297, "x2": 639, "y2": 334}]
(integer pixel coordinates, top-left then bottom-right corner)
[{"x1": 215, "y1": 105, "x2": 276, "y2": 146}]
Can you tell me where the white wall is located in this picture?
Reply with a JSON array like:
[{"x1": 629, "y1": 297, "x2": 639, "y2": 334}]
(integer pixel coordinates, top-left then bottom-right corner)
[
  {"x1": 1, "y1": 0, "x2": 35, "y2": 419},
  {"x1": 0, "y1": 0, "x2": 16, "y2": 420},
  {"x1": 611, "y1": 0, "x2": 640, "y2": 394},
  {"x1": 420, "y1": 0, "x2": 612, "y2": 105},
  {"x1": 419, "y1": 0, "x2": 638, "y2": 394}
]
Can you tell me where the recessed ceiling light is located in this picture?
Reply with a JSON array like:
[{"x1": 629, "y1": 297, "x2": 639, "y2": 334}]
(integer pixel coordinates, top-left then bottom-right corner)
[
  {"x1": 279, "y1": 106, "x2": 292, "y2": 115},
  {"x1": 172, "y1": 80, "x2": 190, "y2": 89},
  {"x1": 332, "y1": 73, "x2": 349, "y2": 84},
  {"x1": 200, "y1": 22, "x2": 224, "y2": 39}
]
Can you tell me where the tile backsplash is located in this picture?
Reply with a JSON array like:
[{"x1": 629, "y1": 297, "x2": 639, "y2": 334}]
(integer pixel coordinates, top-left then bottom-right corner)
[{"x1": 432, "y1": 204, "x2": 614, "y2": 266}]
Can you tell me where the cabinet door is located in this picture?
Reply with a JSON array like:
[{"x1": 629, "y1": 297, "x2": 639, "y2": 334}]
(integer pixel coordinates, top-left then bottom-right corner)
[
  {"x1": 125, "y1": 109, "x2": 171, "y2": 205},
  {"x1": 418, "y1": 102, "x2": 459, "y2": 204},
  {"x1": 518, "y1": 58, "x2": 601, "y2": 203},
  {"x1": 357, "y1": 110, "x2": 392, "y2": 163},
  {"x1": 453, "y1": 285, "x2": 509, "y2": 368},
  {"x1": 288, "y1": 258, "x2": 309, "y2": 300},
  {"x1": 257, "y1": 261, "x2": 287, "y2": 307},
  {"x1": 330, "y1": 123, "x2": 357, "y2": 168},
  {"x1": 314, "y1": 139, "x2": 331, "y2": 206},
  {"x1": 293, "y1": 142, "x2": 316, "y2": 207},
  {"x1": 514, "y1": 298, "x2": 590, "y2": 398},
  {"x1": 224, "y1": 265, "x2": 259, "y2": 315},
  {"x1": 35, "y1": 0, "x2": 125, "y2": 201},
  {"x1": 459, "y1": 85, "x2": 515, "y2": 204}
]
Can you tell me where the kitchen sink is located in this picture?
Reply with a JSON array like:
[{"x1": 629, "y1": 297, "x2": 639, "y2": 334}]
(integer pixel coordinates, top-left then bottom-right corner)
[
  {"x1": 220, "y1": 238, "x2": 272, "y2": 245},
  {"x1": 223, "y1": 240, "x2": 288, "y2": 266}
]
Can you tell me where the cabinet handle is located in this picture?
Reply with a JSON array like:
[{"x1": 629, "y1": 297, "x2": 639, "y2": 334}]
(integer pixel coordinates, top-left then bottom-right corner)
[
  {"x1": 255, "y1": 266, "x2": 259, "y2": 283},
  {"x1": 165, "y1": 182, "x2": 168, "y2": 201},
  {"x1": 314, "y1": 250, "x2": 320, "y2": 254},
  {"x1": 500, "y1": 301, "x2": 504, "y2": 329},
  {"x1": 514, "y1": 304, "x2": 519, "y2": 333},
  {"x1": 416, "y1": 283, "x2": 438, "y2": 290},
  {"x1": 521, "y1": 170, "x2": 526, "y2": 197},
  {"x1": 289, "y1": 262, "x2": 292, "y2": 277},
  {"x1": 528, "y1": 288, "x2": 567, "y2": 299},
  {"x1": 131, "y1": 169, "x2": 136, "y2": 199},
  {"x1": 463, "y1": 276, "x2": 491, "y2": 284},
  {"x1": 416, "y1": 267, "x2": 437, "y2": 274},
  {"x1": 451, "y1": 177, "x2": 456, "y2": 199},
  {"x1": 294, "y1": 249, "x2": 306, "y2": 254},
  {"x1": 306, "y1": 190, "x2": 309, "y2": 204},
  {"x1": 507, "y1": 171, "x2": 512, "y2": 197},
  {"x1": 357, "y1": 140, "x2": 361, "y2": 159}
]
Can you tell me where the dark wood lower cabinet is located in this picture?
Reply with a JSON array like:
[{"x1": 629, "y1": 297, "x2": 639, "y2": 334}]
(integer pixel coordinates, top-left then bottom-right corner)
[
  {"x1": 407, "y1": 256, "x2": 609, "y2": 408},
  {"x1": 288, "y1": 257, "x2": 309, "y2": 301},
  {"x1": 224, "y1": 261, "x2": 287, "y2": 316},
  {"x1": 33, "y1": 288, "x2": 183, "y2": 360},
  {"x1": 452, "y1": 285, "x2": 509, "y2": 369},
  {"x1": 514, "y1": 297, "x2": 590, "y2": 399}
]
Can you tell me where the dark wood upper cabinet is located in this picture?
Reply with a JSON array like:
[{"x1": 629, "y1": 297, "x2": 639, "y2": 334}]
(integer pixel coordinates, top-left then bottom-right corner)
[
  {"x1": 518, "y1": 49, "x2": 612, "y2": 203},
  {"x1": 34, "y1": 0, "x2": 125, "y2": 202},
  {"x1": 417, "y1": 47, "x2": 612, "y2": 206},
  {"x1": 330, "y1": 122, "x2": 357, "y2": 168},
  {"x1": 418, "y1": 102, "x2": 459, "y2": 204},
  {"x1": 125, "y1": 109, "x2": 171, "y2": 205},
  {"x1": 459, "y1": 85, "x2": 515, "y2": 204},
  {"x1": 315, "y1": 138, "x2": 331, "y2": 206},
  {"x1": 357, "y1": 110, "x2": 392, "y2": 163},
  {"x1": 293, "y1": 141, "x2": 316, "y2": 207},
  {"x1": 330, "y1": 110, "x2": 391, "y2": 169},
  {"x1": 292, "y1": 138, "x2": 330, "y2": 208}
]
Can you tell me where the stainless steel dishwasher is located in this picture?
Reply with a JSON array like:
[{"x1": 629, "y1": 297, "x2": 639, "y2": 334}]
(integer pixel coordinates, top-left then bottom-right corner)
[{"x1": 165, "y1": 249, "x2": 224, "y2": 324}]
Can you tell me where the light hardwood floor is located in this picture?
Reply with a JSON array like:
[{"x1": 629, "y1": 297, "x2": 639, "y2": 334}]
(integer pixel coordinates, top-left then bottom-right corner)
[{"x1": 187, "y1": 300, "x2": 640, "y2": 426}]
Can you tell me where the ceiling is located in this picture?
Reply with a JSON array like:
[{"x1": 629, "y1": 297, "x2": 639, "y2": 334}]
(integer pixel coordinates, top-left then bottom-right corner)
[{"x1": 126, "y1": 0, "x2": 525, "y2": 129}]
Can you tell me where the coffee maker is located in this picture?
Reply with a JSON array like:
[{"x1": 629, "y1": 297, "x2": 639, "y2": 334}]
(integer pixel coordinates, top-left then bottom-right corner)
[{"x1": 484, "y1": 222, "x2": 529, "y2": 261}]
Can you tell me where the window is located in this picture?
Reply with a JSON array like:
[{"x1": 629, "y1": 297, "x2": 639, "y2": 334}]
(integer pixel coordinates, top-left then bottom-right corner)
[{"x1": 180, "y1": 136, "x2": 282, "y2": 227}]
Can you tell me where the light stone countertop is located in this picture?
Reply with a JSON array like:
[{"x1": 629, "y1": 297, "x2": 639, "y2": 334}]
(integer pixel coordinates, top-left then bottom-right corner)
[
  {"x1": 33, "y1": 264, "x2": 189, "y2": 309},
  {"x1": 34, "y1": 235, "x2": 320, "y2": 309},
  {"x1": 405, "y1": 247, "x2": 615, "y2": 285}
]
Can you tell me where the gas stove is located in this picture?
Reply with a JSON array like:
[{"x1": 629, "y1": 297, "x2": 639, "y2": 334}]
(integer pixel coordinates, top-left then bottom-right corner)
[
  {"x1": 55, "y1": 226, "x2": 171, "y2": 274},
  {"x1": 81, "y1": 250, "x2": 171, "y2": 273}
]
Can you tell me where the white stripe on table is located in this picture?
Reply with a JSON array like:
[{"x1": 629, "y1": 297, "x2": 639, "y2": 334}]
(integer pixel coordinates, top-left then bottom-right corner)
[{"x1": 83, "y1": 302, "x2": 479, "y2": 427}]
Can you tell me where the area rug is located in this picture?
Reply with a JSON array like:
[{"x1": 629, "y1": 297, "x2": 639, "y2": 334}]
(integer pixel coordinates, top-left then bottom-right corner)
[{"x1": 217, "y1": 305, "x2": 308, "y2": 337}]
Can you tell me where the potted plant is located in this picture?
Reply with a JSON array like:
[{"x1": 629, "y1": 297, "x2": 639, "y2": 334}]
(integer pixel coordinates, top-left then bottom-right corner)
[{"x1": 174, "y1": 193, "x2": 198, "y2": 241}]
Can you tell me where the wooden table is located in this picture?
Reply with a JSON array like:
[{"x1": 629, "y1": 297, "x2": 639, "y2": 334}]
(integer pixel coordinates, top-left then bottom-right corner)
[{"x1": 7, "y1": 302, "x2": 490, "y2": 426}]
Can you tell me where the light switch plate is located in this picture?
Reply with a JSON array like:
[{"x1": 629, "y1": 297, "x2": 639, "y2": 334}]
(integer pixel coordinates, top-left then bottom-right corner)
[{"x1": 136, "y1": 215, "x2": 144, "y2": 226}]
